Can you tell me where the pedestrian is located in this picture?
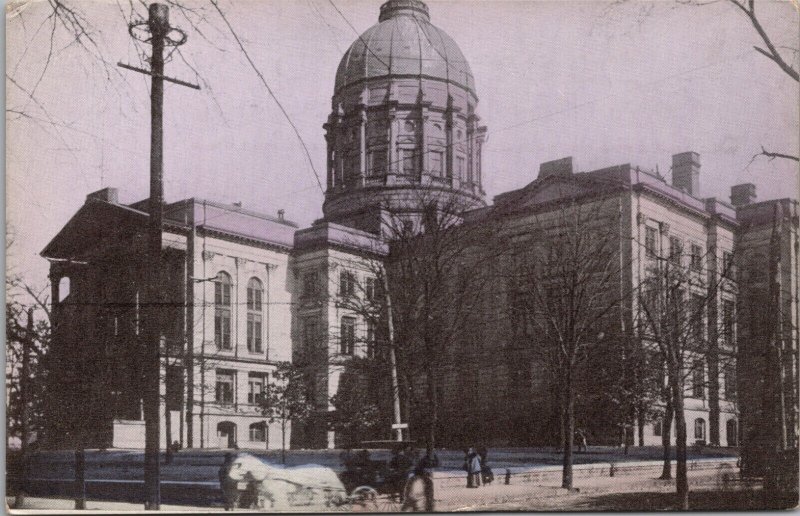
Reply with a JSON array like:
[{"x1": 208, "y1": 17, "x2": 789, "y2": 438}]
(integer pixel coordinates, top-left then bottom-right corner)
[
  {"x1": 478, "y1": 447, "x2": 494, "y2": 485},
  {"x1": 401, "y1": 462, "x2": 435, "y2": 512},
  {"x1": 464, "y1": 447, "x2": 481, "y2": 488},
  {"x1": 576, "y1": 429, "x2": 588, "y2": 452},
  {"x1": 219, "y1": 452, "x2": 239, "y2": 511}
]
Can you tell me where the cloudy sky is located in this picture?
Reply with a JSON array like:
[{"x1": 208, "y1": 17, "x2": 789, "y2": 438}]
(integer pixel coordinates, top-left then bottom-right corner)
[{"x1": 6, "y1": 0, "x2": 798, "y2": 288}]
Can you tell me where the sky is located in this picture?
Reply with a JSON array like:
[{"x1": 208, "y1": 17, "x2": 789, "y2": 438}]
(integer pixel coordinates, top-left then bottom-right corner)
[{"x1": 6, "y1": 0, "x2": 799, "y2": 290}]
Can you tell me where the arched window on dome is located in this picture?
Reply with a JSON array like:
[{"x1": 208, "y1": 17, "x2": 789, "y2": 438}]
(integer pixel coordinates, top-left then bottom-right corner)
[{"x1": 367, "y1": 147, "x2": 387, "y2": 177}]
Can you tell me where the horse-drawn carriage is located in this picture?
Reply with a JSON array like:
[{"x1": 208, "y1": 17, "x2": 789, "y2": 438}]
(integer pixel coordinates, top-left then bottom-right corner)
[
  {"x1": 220, "y1": 442, "x2": 421, "y2": 512},
  {"x1": 338, "y1": 440, "x2": 419, "y2": 511}
]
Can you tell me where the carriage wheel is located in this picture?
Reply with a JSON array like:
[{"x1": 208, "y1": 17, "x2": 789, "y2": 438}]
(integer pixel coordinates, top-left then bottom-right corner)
[
  {"x1": 376, "y1": 492, "x2": 402, "y2": 513},
  {"x1": 346, "y1": 486, "x2": 380, "y2": 512}
]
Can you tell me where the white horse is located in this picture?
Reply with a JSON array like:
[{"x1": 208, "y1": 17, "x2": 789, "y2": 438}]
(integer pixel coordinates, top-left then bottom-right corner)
[{"x1": 225, "y1": 452, "x2": 346, "y2": 510}]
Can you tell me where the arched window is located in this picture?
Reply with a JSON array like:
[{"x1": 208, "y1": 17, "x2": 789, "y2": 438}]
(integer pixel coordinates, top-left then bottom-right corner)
[
  {"x1": 247, "y1": 278, "x2": 263, "y2": 353},
  {"x1": 215, "y1": 272, "x2": 232, "y2": 350},
  {"x1": 726, "y1": 419, "x2": 738, "y2": 447},
  {"x1": 249, "y1": 421, "x2": 267, "y2": 442},
  {"x1": 694, "y1": 418, "x2": 706, "y2": 442}
]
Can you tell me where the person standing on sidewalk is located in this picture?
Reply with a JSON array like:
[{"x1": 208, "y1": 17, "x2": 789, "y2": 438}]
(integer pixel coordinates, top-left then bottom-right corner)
[
  {"x1": 464, "y1": 447, "x2": 482, "y2": 488},
  {"x1": 402, "y1": 462, "x2": 435, "y2": 512}
]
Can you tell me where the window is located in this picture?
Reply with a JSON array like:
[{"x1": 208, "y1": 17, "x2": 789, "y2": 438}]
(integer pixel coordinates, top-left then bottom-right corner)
[
  {"x1": 365, "y1": 277, "x2": 376, "y2": 302},
  {"x1": 430, "y1": 150, "x2": 444, "y2": 177},
  {"x1": 692, "y1": 360, "x2": 705, "y2": 398},
  {"x1": 645, "y1": 226, "x2": 657, "y2": 257},
  {"x1": 724, "y1": 363, "x2": 736, "y2": 401},
  {"x1": 401, "y1": 149, "x2": 417, "y2": 176},
  {"x1": 456, "y1": 156, "x2": 466, "y2": 181},
  {"x1": 694, "y1": 418, "x2": 706, "y2": 441},
  {"x1": 302, "y1": 272, "x2": 319, "y2": 299},
  {"x1": 368, "y1": 148, "x2": 387, "y2": 177},
  {"x1": 722, "y1": 251, "x2": 734, "y2": 277},
  {"x1": 339, "y1": 270, "x2": 356, "y2": 298},
  {"x1": 215, "y1": 272, "x2": 232, "y2": 350},
  {"x1": 247, "y1": 278, "x2": 263, "y2": 353},
  {"x1": 669, "y1": 236, "x2": 683, "y2": 265},
  {"x1": 249, "y1": 422, "x2": 266, "y2": 442},
  {"x1": 366, "y1": 319, "x2": 376, "y2": 358},
  {"x1": 691, "y1": 294, "x2": 705, "y2": 341},
  {"x1": 340, "y1": 317, "x2": 355, "y2": 355},
  {"x1": 248, "y1": 373, "x2": 265, "y2": 404},
  {"x1": 690, "y1": 244, "x2": 703, "y2": 271},
  {"x1": 722, "y1": 300, "x2": 735, "y2": 345},
  {"x1": 653, "y1": 419, "x2": 662, "y2": 437},
  {"x1": 216, "y1": 370, "x2": 234, "y2": 404}
]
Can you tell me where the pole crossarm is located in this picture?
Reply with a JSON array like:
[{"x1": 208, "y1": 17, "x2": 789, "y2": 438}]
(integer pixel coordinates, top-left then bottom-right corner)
[{"x1": 117, "y1": 62, "x2": 200, "y2": 90}]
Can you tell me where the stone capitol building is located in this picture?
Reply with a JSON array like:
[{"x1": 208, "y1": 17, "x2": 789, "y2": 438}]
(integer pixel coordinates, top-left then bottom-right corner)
[{"x1": 42, "y1": 0, "x2": 797, "y2": 463}]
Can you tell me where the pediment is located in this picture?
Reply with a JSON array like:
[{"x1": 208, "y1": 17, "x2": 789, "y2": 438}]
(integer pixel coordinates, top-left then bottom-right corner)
[{"x1": 496, "y1": 176, "x2": 596, "y2": 211}]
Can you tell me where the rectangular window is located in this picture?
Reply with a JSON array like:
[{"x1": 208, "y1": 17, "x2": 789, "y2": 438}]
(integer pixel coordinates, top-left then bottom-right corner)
[
  {"x1": 669, "y1": 236, "x2": 683, "y2": 265},
  {"x1": 691, "y1": 294, "x2": 705, "y2": 341},
  {"x1": 692, "y1": 360, "x2": 705, "y2": 398},
  {"x1": 430, "y1": 151, "x2": 444, "y2": 177},
  {"x1": 690, "y1": 244, "x2": 703, "y2": 271},
  {"x1": 722, "y1": 251, "x2": 734, "y2": 277},
  {"x1": 653, "y1": 419, "x2": 662, "y2": 437},
  {"x1": 248, "y1": 373, "x2": 265, "y2": 404},
  {"x1": 339, "y1": 270, "x2": 356, "y2": 298},
  {"x1": 215, "y1": 310, "x2": 231, "y2": 350},
  {"x1": 722, "y1": 300, "x2": 734, "y2": 345},
  {"x1": 368, "y1": 148, "x2": 387, "y2": 177},
  {"x1": 247, "y1": 314, "x2": 263, "y2": 353},
  {"x1": 366, "y1": 319, "x2": 376, "y2": 358},
  {"x1": 216, "y1": 370, "x2": 234, "y2": 404},
  {"x1": 724, "y1": 363, "x2": 737, "y2": 401},
  {"x1": 249, "y1": 423, "x2": 266, "y2": 442},
  {"x1": 302, "y1": 272, "x2": 318, "y2": 299},
  {"x1": 456, "y1": 156, "x2": 465, "y2": 181},
  {"x1": 215, "y1": 282, "x2": 231, "y2": 306},
  {"x1": 645, "y1": 226, "x2": 657, "y2": 257},
  {"x1": 365, "y1": 277, "x2": 376, "y2": 302},
  {"x1": 401, "y1": 149, "x2": 417, "y2": 176},
  {"x1": 247, "y1": 288, "x2": 262, "y2": 311},
  {"x1": 340, "y1": 317, "x2": 355, "y2": 355}
]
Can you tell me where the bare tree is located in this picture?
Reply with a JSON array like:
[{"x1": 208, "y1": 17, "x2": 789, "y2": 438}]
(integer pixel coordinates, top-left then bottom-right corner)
[
  {"x1": 636, "y1": 247, "x2": 733, "y2": 509},
  {"x1": 510, "y1": 198, "x2": 626, "y2": 490}
]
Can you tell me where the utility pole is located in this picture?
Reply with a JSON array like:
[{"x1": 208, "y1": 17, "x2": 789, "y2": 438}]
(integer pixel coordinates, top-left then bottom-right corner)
[
  {"x1": 381, "y1": 272, "x2": 406, "y2": 442},
  {"x1": 119, "y1": 4, "x2": 198, "y2": 510}
]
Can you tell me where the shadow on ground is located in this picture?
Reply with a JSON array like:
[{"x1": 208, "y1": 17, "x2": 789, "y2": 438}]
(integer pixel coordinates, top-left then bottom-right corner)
[{"x1": 572, "y1": 489, "x2": 798, "y2": 511}]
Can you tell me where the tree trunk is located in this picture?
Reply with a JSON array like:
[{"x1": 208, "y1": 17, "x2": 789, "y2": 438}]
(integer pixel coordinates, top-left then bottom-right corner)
[
  {"x1": 673, "y1": 386, "x2": 689, "y2": 510},
  {"x1": 281, "y1": 420, "x2": 287, "y2": 465},
  {"x1": 637, "y1": 407, "x2": 645, "y2": 447},
  {"x1": 74, "y1": 447, "x2": 86, "y2": 510},
  {"x1": 165, "y1": 399, "x2": 173, "y2": 464},
  {"x1": 561, "y1": 377, "x2": 575, "y2": 490},
  {"x1": 660, "y1": 395, "x2": 674, "y2": 480},
  {"x1": 425, "y1": 365, "x2": 437, "y2": 456}
]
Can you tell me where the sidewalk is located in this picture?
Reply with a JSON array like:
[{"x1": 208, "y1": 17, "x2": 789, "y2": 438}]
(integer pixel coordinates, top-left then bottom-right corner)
[{"x1": 6, "y1": 497, "x2": 223, "y2": 513}]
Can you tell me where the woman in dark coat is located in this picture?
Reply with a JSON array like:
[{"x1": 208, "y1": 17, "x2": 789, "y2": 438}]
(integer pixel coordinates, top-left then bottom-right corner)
[{"x1": 464, "y1": 447, "x2": 481, "y2": 488}]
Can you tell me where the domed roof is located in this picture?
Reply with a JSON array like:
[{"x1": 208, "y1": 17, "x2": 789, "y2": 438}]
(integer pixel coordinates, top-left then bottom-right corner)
[{"x1": 334, "y1": 0, "x2": 475, "y2": 95}]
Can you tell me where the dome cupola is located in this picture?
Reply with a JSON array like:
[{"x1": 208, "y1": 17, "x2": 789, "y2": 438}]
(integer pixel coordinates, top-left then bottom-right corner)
[{"x1": 322, "y1": 0, "x2": 487, "y2": 234}]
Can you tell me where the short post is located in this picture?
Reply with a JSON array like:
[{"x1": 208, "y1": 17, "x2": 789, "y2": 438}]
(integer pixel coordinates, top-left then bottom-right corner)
[
  {"x1": 505, "y1": 468, "x2": 511, "y2": 485},
  {"x1": 74, "y1": 449, "x2": 86, "y2": 509}
]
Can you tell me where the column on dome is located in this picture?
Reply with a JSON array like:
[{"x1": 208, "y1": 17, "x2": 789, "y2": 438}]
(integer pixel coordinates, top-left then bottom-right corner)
[
  {"x1": 466, "y1": 110, "x2": 475, "y2": 187},
  {"x1": 475, "y1": 125, "x2": 486, "y2": 192},
  {"x1": 418, "y1": 92, "x2": 427, "y2": 182},
  {"x1": 387, "y1": 107, "x2": 397, "y2": 183},
  {"x1": 445, "y1": 95, "x2": 454, "y2": 183},
  {"x1": 358, "y1": 106, "x2": 367, "y2": 187}
]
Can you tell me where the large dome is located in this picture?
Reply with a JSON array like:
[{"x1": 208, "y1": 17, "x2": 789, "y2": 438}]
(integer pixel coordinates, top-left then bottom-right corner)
[{"x1": 334, "y1": 0, "x2": 475, "y2": 96}]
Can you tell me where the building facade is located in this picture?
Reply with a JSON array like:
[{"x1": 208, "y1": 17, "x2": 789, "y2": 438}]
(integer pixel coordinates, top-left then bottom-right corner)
[{"x1": 41, "y1": 0, "x2": 794, "y2": 451}]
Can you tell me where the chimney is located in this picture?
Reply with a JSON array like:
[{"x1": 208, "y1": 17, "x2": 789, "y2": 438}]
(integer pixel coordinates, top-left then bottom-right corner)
[
  {"x1": 277, "y1": 209, "x2": 285, "y2": 221},
  {"x1": 672, "y1": 151, "x2": 700, "y2": 196},
  {"x1": 730, "y1": 183, "x2": 757, "y2": 207},
  {"x1": 232, "y1": 201, "x2": 242, "y2": 208},
  {"x1": 86, "y1": 187, "x2": 118, "y2": 204},
  {"x1": 538, "y1": 157, "x2": 573, "y2": 180}
]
